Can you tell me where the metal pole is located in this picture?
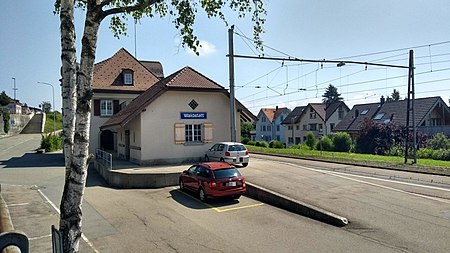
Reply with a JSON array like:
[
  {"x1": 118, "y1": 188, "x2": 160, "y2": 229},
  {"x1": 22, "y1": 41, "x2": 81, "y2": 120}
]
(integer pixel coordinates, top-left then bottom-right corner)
[
  {"x1": 12, "y1": 78, "x2": 17, "y2": 113},
  {"x1": 37, "y1": 82, "x2": 56, "y2": 133},
  {"x1": 404, "y1": 50, "x2": 413, "y2": 163},
  {"x1": 228, "y1": 25, "x2": 237, "y2": 142},
  {"x1": 411, "y1": 50, "x2": 416, "y2": 164}
]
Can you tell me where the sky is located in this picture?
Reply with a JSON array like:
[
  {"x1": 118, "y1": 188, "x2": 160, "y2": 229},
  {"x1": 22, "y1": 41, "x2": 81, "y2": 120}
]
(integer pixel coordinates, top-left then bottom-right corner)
[{"x1": 1, "y1": 1, "x2": 450, "y2": 115}]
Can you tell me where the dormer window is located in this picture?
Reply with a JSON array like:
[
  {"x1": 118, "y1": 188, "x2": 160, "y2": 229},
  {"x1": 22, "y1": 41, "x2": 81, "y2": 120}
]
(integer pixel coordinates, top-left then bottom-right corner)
[{"x1": 123, "y1": 69, "x2": 134, "y2": 85}]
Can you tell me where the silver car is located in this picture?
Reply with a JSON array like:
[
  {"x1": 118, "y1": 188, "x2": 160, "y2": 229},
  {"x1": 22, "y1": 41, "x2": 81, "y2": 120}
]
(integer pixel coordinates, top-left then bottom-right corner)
[{"x1": 205, "y1": 142, "x2": 249, "y2": 167}]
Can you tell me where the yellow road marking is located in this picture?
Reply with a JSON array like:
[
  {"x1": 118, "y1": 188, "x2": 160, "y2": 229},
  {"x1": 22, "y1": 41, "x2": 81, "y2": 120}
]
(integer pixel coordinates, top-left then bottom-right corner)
[
  {"x1": 172, "y1": 187, "x2": 264, "y2": 212},
  {"x1": 212, "y1": 203, "x2": 265, "y2": 213}
]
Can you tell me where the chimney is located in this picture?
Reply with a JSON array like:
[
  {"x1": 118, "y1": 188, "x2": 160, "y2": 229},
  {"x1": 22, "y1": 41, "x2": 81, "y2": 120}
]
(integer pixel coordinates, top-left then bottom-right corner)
[
  {"x1": 354, "y1": 109, "x2": 359, "y2": 118},
  {"x1": 275, "y1": 105, "x2": 279, "y2": 111},
  {"x1": 380, "y1": 95, "x2": 385, "y2": 105}
]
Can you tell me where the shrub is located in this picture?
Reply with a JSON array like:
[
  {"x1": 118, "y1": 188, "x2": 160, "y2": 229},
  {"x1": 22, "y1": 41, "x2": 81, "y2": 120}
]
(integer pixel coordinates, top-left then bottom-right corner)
[
  {"x1": 428, "y1": 132, "x2": 450, "y2": 150},
  {"x1": 2, "y1": 111, "x2": 10, "y2": 133},
  {"x1": 417, "y1": 148, "x2": 433, "y2": 159},
  {"x1": 40, "y1": 133, "x2": 62, "y2": 152},
  {"x1": 385, "y1": 144, "x2": 404, "y2": 157},
  {"x1": 332, "y1": 132, "x2": 352, "y2": 152},
  {"x1": 241, "y1": 137, "x2": 250, "y2": 144},
  {"x1": 289, "y1": 144, "x2": 310, "y2": 150},
  {"x1": 305, "y1": 131, "x2": 317, "y2": 150},
  {"x1": 269, "y1": 141, "x2": 285, "y2": 149},
  {"x1": 247, "y1": 140, "x2": 256, "y2": 146},
  {"x1": 316, "y1": 135, "x2": 333, "y2": 151},
  {"x1": 256, "y1": 141, "x2": 269, "y2": 148}
]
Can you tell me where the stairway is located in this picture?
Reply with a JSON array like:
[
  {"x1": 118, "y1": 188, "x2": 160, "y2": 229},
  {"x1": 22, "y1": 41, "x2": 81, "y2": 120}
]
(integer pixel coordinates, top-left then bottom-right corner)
[{"x1": 21, "y1": 113, "x2": 44, "y2": 134}]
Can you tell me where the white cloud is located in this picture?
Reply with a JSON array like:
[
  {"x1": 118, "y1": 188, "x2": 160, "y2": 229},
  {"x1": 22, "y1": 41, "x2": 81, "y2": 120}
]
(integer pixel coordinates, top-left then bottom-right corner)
[{"x1": 187, "y1": 40, "x2": 217, "y2": 56}]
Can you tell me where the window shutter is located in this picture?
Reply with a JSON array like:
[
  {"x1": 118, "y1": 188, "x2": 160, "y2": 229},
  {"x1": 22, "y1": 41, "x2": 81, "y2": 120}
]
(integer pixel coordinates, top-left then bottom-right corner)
[
  {"x1": 203, "y1": 123, "x2": 213, "y2": 143},
  {"x1": 94, "y1": 100, "x2": 100, "y2": 116},
  {"x1": 174, "y1": 123, "x2": 185, "y2": 144},
  {"x1": 113, "y1": 100, "x2": 120, "y2": 114}
]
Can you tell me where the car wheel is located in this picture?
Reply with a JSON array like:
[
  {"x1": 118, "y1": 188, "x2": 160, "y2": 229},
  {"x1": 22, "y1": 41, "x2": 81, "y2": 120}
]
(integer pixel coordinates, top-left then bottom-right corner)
[
  {"x1": 204, "y1": 155, "x2": 209, "y2": 162},
  {"x1": 179, "y1": 179, "x2": 185, "y2": 191},
  {"x1": 232, "y1": 194, "x2": 241, "y2": 200},
  {"x1": 242, "y1": 162, "x2": 248, "y2": 167},
  {"x1": 199, "y1": 188, "x2": 207, "y2": 202},
  {"x1": 219, "y1": 158, "x2": 224, "y2": 162}
]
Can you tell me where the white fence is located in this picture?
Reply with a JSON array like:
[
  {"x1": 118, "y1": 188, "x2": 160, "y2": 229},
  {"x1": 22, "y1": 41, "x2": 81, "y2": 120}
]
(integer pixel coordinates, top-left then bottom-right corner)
[{"x1": 95, "y1": 149, "x2": 112, "y2": 170}]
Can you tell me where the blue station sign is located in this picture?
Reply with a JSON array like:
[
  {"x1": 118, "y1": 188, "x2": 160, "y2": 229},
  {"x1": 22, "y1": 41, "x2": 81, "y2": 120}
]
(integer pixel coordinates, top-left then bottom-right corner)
[{"x1": 180, "y1": 112, "x2": 207, "y2": 119}]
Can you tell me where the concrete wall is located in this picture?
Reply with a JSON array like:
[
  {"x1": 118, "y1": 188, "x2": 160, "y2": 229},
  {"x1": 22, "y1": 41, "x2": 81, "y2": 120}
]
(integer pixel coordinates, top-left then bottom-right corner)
[{"x1": 137, "y1": 91, "x2": 234, "y2": 165}]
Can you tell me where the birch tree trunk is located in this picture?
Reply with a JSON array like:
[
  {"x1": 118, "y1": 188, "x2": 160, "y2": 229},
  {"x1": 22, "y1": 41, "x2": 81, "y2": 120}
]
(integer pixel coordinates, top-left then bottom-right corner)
[{"x1": 59, "y1": 1, "x2": 101, "y2": 252}]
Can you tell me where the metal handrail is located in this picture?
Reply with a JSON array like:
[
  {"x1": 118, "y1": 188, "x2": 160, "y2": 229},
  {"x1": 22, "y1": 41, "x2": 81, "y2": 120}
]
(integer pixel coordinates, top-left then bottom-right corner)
[{"x1": 95, "y1": 149, "x2": 113, "y2": 170}]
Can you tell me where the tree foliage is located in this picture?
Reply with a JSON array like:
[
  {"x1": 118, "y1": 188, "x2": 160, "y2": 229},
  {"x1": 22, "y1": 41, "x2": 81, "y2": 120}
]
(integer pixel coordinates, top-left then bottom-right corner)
[
  {"x1": 332, "y1": 132, "x2": 352, "y2": 152},
  {"x1": 427, "y1": 132, "x2": 450, "y2": 150},
  {"x1": 41, "y1": 101, "x2": 52, "y2": 113},
  {"x1": 0, "y1": 91, "x2": 11, "y2": 106},
  {"x1": 322, "y1": 84, "x2": 343, "y2": 104},
  {"x1": 305, "y1": 131, "x2": 317, "y2": 149},
  {"x1": 241, "y1": 122, "x2": 255, "y2": 139}
]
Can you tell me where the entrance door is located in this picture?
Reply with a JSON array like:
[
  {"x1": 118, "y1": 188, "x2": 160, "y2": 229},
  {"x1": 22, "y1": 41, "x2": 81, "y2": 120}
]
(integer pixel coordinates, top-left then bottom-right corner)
[
  {"x1": 100, "y1": 130, "x2": 114, "y2": 151},
  {"x1": 125, "y1": 130, "x2": 130, "y2": 160}
]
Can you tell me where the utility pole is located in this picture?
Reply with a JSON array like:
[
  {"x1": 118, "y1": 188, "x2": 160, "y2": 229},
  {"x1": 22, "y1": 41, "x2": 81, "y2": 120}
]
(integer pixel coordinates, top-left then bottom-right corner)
[
  {"x1": 38, "y1": 82, "x2": 56, "y2": 133},
  {"x1": 12, "y1": 78, "x2": 17, "y2": 113},
  {"x1": 404, "y1": 50, "x2": 416, "y2": 164},
  {"x1": 228, "y1": 25, "x2": 237, "y2": 142}
]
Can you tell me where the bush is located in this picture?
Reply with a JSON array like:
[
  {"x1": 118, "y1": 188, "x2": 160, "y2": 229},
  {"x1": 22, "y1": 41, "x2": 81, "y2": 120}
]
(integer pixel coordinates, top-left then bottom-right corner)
[
  {"x1": 256, "y1": 141, "x2": 269, "y2": 148},
  {"x1": 305, "y1": 131, "x2": 317, "y2": 150},
  {"x1": 241, "y1": 137, "x2": 250, "y2": 144},
  {"x1": 417, "y1": 148, "x2": 450, "y2": 161},
  {"x1": 332, "y1": 132, "x2": 352, "y2": 152},
  {"x1": 289, "y1": 144, "x2": 310, "y2": 150},
  {"x1": 316, "y1": 135, "x2": 333, "y2": 151},
  {"x1": 385, "y1": 144, "x2": 404, "y2": 157},
  {"x1": 428, "y1": 132, "x2": 450, "y2": 150},
  {"x1": 40, "y1": 133, "x2": 62, "y2": 152},
  {"x1": 417, "y1": 148, "x2": 433, "y2": 159},
  {"x1": 2, "y1": 111, "x2": 10, "y2": 133},
  {"x1": 247, "y1": 140, "x2": 256, "y2": 146},
  {"x1": 269, "y1": 141, "x2": 285, "y2": 149}
]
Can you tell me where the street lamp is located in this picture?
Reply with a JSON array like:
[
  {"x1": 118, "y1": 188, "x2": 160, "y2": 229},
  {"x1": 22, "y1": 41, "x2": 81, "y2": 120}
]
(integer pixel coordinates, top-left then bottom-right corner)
[{"x1": 37, "y1": 81, "x2": 56, "y2": 133}]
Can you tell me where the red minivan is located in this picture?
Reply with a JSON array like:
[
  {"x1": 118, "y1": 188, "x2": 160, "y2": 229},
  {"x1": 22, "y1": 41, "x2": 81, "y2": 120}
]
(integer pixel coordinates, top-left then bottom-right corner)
[{"x1": 179, "y1": 162, "x2": 246, "y2": 202}]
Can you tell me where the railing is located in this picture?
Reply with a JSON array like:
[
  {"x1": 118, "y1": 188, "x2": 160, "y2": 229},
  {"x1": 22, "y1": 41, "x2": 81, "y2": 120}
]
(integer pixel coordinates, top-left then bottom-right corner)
[{"x1": 95, "y1": 149, "x2": 113, "y2": 170}]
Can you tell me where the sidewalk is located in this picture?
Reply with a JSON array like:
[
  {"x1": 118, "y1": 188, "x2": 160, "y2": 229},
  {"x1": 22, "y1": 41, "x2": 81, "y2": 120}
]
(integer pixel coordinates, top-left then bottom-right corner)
[{"x1": 0, "y1": 184, "x2": 94, "y2": 252}]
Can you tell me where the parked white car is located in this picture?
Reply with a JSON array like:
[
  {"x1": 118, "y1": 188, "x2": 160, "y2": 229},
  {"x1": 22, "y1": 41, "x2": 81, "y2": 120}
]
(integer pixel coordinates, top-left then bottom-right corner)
[{"x1": 205, "y1": 142, "x2": 249, "y2": 167}]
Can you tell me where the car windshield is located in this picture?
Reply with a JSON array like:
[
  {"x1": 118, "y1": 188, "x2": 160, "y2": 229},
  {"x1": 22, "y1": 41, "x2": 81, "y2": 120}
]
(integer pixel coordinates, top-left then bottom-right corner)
[
  {"x1": 213, "y1": 168, "x2": 241, "y2": 179},
  {"x1": 227, "y1": 145, "x2": 246, "y2": 152}
]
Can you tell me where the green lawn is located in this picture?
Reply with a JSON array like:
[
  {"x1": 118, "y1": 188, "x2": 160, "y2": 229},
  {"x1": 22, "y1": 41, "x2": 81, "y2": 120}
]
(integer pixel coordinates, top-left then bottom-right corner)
[
  {"x1": 247, "y1": 145, "x2": 450, "y2": 175},
  {"x1": 44, "y1": 112, "x2": 63, "y2": 133}
]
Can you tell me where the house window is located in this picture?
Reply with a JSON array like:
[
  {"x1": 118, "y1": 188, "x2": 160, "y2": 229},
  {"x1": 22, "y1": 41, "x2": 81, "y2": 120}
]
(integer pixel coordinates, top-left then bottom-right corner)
[
  {"x1": 261, "y1": 117, "x2": 266, "y2": 122},
  {"x1": 280, "y1": 116, "x2": 284, "y2": 121},
  {"x1": 123, "y1": 70, "x2": 134, "y2": 85},
  {"x1": 185, "y1": 124, "x2": 202, "y2": 142},
  {"x1": 295, "y1": 137, "x2": 301, "y2": 144},
  {"x1": 100, "y1": 100, "x2": 113, "y2": 116},
  {"x1": 120, "y1": 101, "x2": 127, "y2": 110},
  {"x1": 276, "y1": 135, "x2": 280, "y2": 141},
  {"x1": 310, "y1": 108, "x2": 316, "y2": 119},
  {"x1": 309, "y1": 123, "x2": 317, "y2": 131},
  {"x1": 360, "y1": 109, "x2": 369, "y2": 115},
  {"x1": 338, "y1": 107, "x2": 344, "y2": 120},
  {"x1": 277, "y1": 125, "x2": 280, "y2": 132},
  {"x1": 303, "y1": 124, "x2": 307, "y2": 130},
  {"x1": 330, "y1": 123, "x2": 335, "y2": 131},
  {"x1": 268, "y1": 125, "x2": 272, "y2": 131},
  {"x1": 288, "y1": 137, "x2": 293, "y2": 144},
  {"x1": 296, "y1": 125, "x2": 300, "y2": 130},
  {"x1": 319, "y1": 124, "x2": 323, "y2": 132},
  {"x1": 262, "y1": 125, "x2": 266, "y2": 131},
  {"x1": 288, "y1": 126, "x2": 293, "y2": 130},
  {"x1": 374, "y1": 113, "x2": 385, "y2": 120}
]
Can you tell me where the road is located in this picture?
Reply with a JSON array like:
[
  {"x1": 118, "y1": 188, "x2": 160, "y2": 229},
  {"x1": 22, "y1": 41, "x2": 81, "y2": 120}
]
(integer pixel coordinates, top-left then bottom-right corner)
[{"x1": 1, "y1": 134, "x2": 450, "y2": 252}]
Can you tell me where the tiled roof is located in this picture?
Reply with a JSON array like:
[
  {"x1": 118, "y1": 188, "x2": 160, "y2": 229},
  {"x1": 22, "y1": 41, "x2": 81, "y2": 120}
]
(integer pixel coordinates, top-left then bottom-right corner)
[
  {"x1": 101, "y1": 66, "x2": 254, "y2": 129},
  {"x1": 281, "y1": 106, "x2": 305, "y2": 124},
  {"x1": 140, "y1": 61, "x2": 164, "y2": 79},
  {"x1": 309, "y1": 103, "x2": 327, "y2": 121},
  {"x1": 325, "y1": 101, "x2": 349, "y2": 121},
  {"x1": 334, "y1": 96, "x2": 448, "y2": 132},
  {"x1": 93, "y1": 48, "x2": 161, "y2": 91},
  {"x1": 260, "y1": 107, "x2": 289, "y2": 123}
]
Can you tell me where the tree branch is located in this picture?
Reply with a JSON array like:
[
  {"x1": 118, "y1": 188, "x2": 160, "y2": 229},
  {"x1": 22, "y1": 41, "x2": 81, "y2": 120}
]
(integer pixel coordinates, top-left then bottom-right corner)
[
  {"x1": 100, "y1": 0, "x2": 162, "y2": 19},
  {"x1": 99, "y1": 0, "x2": 114, "y2": 8}
]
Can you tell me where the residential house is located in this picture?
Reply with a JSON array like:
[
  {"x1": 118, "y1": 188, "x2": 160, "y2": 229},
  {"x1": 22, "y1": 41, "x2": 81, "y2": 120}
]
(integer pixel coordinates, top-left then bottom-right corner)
[
  {"x1": 282, "y1": 101, "x2": 349, "y2": 147},
  {"x1": 255, "y1": 107, "x2": 291, "y2": 143},
  {"x1": 100, "y1": 66, "x2": 255, "y2": 165},
  {"x1": 334, "y1": 96, "x2": 450, "y2": 138},
  {"x1": 90, "y1": 48, "x2": 163, "y2": 154}
]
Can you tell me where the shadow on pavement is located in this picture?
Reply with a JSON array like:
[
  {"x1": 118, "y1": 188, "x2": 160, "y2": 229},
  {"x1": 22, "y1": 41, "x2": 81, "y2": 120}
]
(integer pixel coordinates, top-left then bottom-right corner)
[
  {"x1": 86, "y1": 164, "x2": 108, "y2": 188},
  {"x1": 0, "y1": 152, "x2": 65, "y2": 168},
  {"x1": 170, "y1": 189, "x2": 239, "y2": 210}
]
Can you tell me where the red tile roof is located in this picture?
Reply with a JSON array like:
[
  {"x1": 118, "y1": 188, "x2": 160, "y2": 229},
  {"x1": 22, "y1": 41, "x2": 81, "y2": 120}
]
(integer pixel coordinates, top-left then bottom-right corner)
[
  {"x1": 93, "y1": 48, "x2": 161, "y2": 91},
  {"x1": 261, "y1": 107, "x2": 289, "y2": 123},
  {"x1": 101, "y1": 66, "x2": 254, "y2": 129}
]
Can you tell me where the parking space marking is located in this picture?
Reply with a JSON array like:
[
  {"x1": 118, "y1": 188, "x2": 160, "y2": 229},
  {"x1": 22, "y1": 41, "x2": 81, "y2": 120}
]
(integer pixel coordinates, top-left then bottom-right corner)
[
  {"x1": 172, "y1": 187, "x2": 264, "y2": 213},
  {"x1": 8, "y1": 203, "x2": 30, "y2": 207},
  {"x1": 212, "y1": 203, "x2": 264, "y2": 213}
]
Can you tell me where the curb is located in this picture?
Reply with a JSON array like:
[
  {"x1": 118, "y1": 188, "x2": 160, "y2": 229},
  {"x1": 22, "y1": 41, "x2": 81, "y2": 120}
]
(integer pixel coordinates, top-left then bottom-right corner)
[
  {"x1": 245, "y1": 182, "x2": 349, "y2": 227},
  {"x1": 0, "y1": 193, "x2": 14, "y2": 233}
]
